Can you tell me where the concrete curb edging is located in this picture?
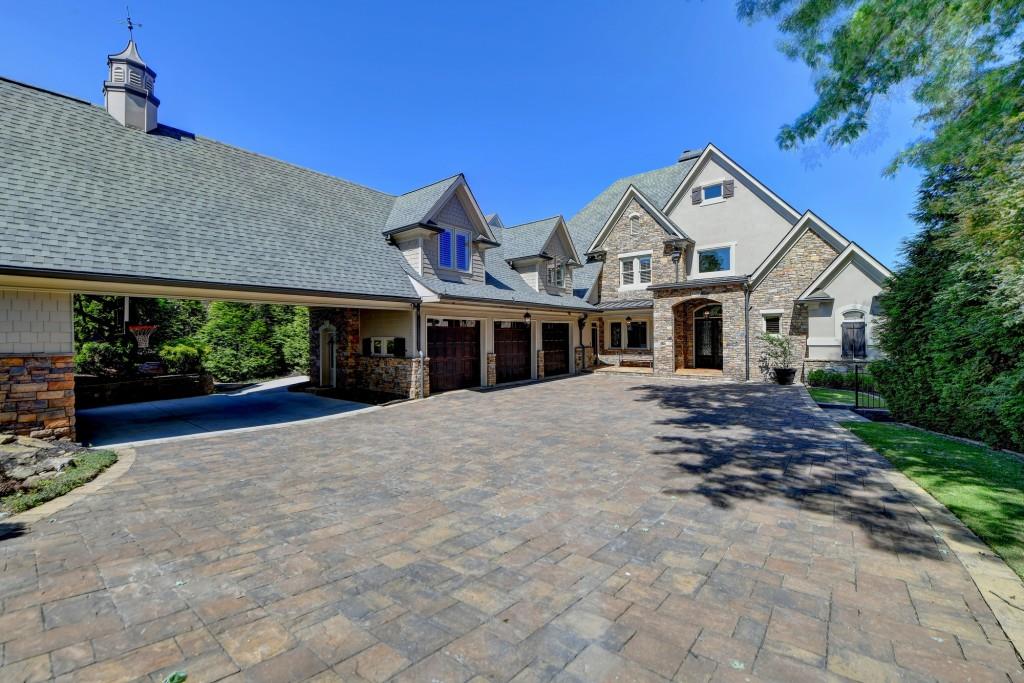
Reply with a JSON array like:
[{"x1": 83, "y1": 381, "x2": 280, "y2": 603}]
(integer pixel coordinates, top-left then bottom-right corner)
[
  {"x1": 6, "y1": 447, "x2": 137, "y2": 525},
  {"x1": 801, "y1": 388, "x2": 1024, "y2": 662}
]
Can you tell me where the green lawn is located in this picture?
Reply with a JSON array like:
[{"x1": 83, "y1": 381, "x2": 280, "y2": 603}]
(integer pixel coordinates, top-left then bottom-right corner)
[
  {"x1": 808, "y1": 387, "x2": 856, "y2": 404},
  {"x1": 843, "y1": 421, "x2": 1024, "y2": 580},
  {"x1": 1, "y1": 450, "x2": 118, "y2": 514}
]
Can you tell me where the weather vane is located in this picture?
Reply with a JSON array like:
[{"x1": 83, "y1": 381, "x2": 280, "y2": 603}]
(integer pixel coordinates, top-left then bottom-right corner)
[{"x1": 119, "y1": 6, "x2": 142, "y2": 41}]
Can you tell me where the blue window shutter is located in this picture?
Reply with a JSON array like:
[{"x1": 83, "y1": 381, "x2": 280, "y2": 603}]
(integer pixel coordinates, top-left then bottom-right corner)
[
  {"x1": 439, "y1": 230, "x2": 452, "y2": 268},
  {"x1": 456, "y1": 232, "x2": 469, "y2": 271}
]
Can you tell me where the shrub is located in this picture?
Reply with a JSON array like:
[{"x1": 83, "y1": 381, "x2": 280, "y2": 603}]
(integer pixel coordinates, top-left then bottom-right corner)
[
  {"x1": 74, "y1": 341, "x2": 132, "y2": 377},
  {"x1": 158, "y1": 340, "x2": 206, "y2": 374},
  {"x1": 806, "y1": 367, "x2": 878, "y2": 393},
  {"x1": 758, "y1": 333, "x2": 795, "y2": 369}
]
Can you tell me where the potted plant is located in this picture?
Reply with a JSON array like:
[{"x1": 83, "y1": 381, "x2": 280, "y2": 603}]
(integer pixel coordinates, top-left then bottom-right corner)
[{"x1": 759, "y1": 333, "x2": 797, "y2": 385}]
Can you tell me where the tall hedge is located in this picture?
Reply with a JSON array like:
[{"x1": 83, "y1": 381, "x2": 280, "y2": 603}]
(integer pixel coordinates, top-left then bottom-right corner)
[{"x1": 872, "y1": 175, "x2": 1024, "y2": 451}]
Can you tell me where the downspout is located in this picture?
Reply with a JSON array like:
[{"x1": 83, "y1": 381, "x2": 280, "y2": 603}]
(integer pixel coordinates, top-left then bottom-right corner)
[
  {"x1": 743, "y1": 281, "x2": 751, "y2": 381},
  {"x1": 414, "y1": 302, "x2": 424, "y2": 399}
]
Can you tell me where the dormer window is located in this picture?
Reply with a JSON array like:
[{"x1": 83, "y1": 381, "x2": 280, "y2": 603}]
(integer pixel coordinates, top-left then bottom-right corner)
[
  {"x1": 548, "y1": 264, "x2": 566, "y2": 288},
  {"x1": 438, "y1": 227, "x2": 472, "y2": 272}
]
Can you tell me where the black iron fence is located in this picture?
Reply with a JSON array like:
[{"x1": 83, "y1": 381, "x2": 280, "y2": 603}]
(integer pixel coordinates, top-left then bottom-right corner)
[{"x1": 854, "y1": 364, "x2": 888, "y2": 410}]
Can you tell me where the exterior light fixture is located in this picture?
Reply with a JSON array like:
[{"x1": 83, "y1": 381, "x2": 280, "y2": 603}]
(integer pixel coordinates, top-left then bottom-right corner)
[
  {"x1": 625, "y1": 316, "x2": 632, "y2": 322},
  {"x1": 671, "y1": 248, "x2": 682, "y2": 283},
  {"x1": 523, "y1": 311, "x2": 532, "y2": 324}
]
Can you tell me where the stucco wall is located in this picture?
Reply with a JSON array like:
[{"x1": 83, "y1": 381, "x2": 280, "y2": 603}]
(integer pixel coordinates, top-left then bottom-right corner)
[
  {"x1": 361, "y1": 309, "x2": 413, "y2": 353},
  {"x1": 0, "y1": 291, "x2": 74, "y2": 354},
  {"x1": 667, "y1": 155, "x2": 795, "y2": 278},
  {"x1": 806, "y1": 258, "x2": 885, "y2": 360}
]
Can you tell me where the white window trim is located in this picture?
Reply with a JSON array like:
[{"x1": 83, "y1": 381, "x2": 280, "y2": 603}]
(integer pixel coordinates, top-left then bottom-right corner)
[
  {"x1": 761, "y1": 310, "x2": 783, "y2": 333},
  {"x1": 700, "y1": 179, "x2": 727, "y2": 206},
  {"x1": 618, "y1": 250, "x2": 653, "y2": 291},
  {"x1": 835, "y1": 304, "x2": 872, "y2": 347},
  {"x1": 437, "y1": 225, "x2": 473, "y2": 274},
  {"x1": 628, "y1": 212, "x2": 641, "y2": 236},
  {"x1": 692, "y1": 241, "x2": 736, "y2": 278},
  {"x1": 370, "y1": 336, "x2": 396, "y2": 357},
  {"x1": 548, "y1": 263, "x2": 566, "y2": 288}
]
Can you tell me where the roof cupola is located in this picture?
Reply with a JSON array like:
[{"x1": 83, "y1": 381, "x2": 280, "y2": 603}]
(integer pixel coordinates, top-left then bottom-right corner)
[{"x1": 103, "y1": 19, "x2": 159, "y2": 132}]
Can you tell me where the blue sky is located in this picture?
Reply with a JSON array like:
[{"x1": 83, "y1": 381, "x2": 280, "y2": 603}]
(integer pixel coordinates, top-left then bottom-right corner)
[{"x1": 2, "y1": 1, "x2": 924, "y2": 267}]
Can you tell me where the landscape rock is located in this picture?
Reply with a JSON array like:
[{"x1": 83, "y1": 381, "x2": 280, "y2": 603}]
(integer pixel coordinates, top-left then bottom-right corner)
[{"x1": 0, "y1": 436, "x2": 90, "y2": 496}]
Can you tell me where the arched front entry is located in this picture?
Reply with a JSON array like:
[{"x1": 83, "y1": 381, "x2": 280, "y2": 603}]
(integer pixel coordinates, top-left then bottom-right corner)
[{"x1": 671, "y1": 297, "x2": 724, "y2": 373}]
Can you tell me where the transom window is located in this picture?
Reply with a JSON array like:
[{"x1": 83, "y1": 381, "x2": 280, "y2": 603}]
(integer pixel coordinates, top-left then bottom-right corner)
[
  {"x1": 438, "y1": 227, "x2": 472, "y2": 272},
  {"x1": 620, "y1": 252, "x2": 652, "y2": 288},
  {"x1": 702, "y1": 183, "x2": 723, "y2": 201},
  {"x1": 697, "y1": 246, "x2": 732, "y2": 274}
]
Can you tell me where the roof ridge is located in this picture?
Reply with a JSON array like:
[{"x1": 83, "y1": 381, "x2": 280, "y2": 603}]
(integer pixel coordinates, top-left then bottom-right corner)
[
  {"x1": 505, "y1": 215, "x2": 561, "y2": 230},
  {"x1": 395, "y1": 173, "x2": 462, "y2": 197},
  {"x1": 0, "y1": 75, "x2": 95, "y2": 106}
]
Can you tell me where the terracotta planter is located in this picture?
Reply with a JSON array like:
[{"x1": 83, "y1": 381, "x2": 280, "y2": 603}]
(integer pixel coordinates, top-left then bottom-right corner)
[{"x1": 774, "y1": 368, "x2": 797, "y2": 385}]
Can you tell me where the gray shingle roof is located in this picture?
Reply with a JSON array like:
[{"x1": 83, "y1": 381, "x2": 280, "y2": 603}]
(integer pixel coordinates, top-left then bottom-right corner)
[
  {"x1": 500, "y1": 217, "x2": 561, "y2": 261},
  {"x1": 563, "y1": 160, "x2": 696, "y2": 301},
  {"x1": 384, "y1": 175, "x2": 461, "y2": 232},
  {"x1": 403, "y1": 242, "x2": 592, "y2": 311},
  {"x1": 0, "y1": 78, "x2": 422, "y2": 300}
]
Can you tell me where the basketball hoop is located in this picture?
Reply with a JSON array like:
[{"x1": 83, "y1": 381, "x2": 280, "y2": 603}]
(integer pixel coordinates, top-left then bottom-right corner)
[{"x1": 128, "y1": 324, "x2": 158, "y2": 349}]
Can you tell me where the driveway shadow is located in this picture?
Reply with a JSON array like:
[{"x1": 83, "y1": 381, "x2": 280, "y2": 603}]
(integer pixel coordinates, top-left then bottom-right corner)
[{"x1": 630, "y1": 382, "x2": 946, "y2": 560}]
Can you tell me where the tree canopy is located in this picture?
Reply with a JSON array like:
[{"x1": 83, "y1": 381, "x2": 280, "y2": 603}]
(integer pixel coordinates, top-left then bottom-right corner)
[{"x1": 740, "y1": 0, "x2": 1024, "y2": 449}]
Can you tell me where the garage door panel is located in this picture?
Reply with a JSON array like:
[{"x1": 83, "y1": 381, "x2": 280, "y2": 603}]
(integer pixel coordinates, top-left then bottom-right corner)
[
  {"x1": 494, "y1": 321, "x2": 530, "y2": 384},
  {"x1": 428, "y1": 320, "x2": 480, "y2": 393},
  {"x1": 542, "y1": 322, "x2": 570, "y2": 377}
]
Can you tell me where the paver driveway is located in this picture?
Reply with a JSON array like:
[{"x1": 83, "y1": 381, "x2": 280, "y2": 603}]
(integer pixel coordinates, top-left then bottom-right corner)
[{"x1": 1, "y1": 375, "x2": 1021, "y2": 682}]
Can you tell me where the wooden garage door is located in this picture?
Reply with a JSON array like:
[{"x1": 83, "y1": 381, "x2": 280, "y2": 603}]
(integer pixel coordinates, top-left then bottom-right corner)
[
  {"x1": 494, "y1": 321, "x2": 530, "y2": 384},
  {"x1": 427, "y1": 319, "x2": 480, "y2": 393},
  {"x1": 542, "y1": 322, "x2": 570, "y2": 376}
]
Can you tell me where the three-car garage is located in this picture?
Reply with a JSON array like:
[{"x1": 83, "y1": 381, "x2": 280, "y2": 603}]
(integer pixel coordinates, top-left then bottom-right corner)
[{"x1": 424, "y1": 313, "x2": 578, "y2": 394}]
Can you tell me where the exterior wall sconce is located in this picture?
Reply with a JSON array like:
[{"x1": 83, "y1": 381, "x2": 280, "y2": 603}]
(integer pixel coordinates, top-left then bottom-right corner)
[
  {"x1": 523, "y1": 311, "x2": 532, "y2": 324},
  {"x1": 671, "y1": 248, "x2": 682, "y2": 282}
]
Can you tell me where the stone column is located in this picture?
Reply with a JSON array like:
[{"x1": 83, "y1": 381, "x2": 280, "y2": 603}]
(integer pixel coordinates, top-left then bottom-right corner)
[
  {"x1": 0, "y1": 355, "x2": 76, "y2": 439},
  {"x1": 486, "y1": 352, "x2": 496, "y2": 386},
  {"x1": 653, "y1": 296, "x2": 676, "y2": 376},
  {"x1": 574, "y1": 347, "x2": 584, "y2": 374},
  {"x1": 536, "y1": 350, "x2": 545, "y2": 379}
]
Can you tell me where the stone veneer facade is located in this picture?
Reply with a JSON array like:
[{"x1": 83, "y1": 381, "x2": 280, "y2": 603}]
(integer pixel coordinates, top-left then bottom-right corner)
[
  {"x1": 747, "y1": 229, "x2": 841, "y2": 381},
  {"x1": 309, "y1": 307, "x2": 428, "y2": 399},
  {"x1": 653, "y1": 284, "x2": 747, "y2": 380},
  {"x1": 0, "y1": 355, "x2": 75, "y2": 439},
  {"x1": 597, "y1": 198, "x2": 680, "y2": 304}
]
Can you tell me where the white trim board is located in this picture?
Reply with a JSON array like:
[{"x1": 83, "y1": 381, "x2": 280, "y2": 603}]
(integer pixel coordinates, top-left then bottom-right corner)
[
  {"x1": 797, "y1": 243, "x2": 893, "y2": 301},
  {"x1": 748, "y1": 211, "x2": 852, "y2": 289}
]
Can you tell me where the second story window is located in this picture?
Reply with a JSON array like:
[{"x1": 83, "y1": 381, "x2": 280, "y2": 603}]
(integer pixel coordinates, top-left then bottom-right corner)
[
  {"x1": 547, "y1": 264, "x2": 565, "y2": 288},
  {"x1": 619, "y1": 252, "x2": 652, "y2": 289},
  {"x1": 697, "y1": 245, "x2": 733, "y2": 275},
  {"x1": 438, "y1": 228, "x2": 472, "y2": 272}
]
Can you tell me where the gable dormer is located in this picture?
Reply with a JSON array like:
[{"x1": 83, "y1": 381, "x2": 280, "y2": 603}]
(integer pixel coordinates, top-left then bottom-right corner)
[
  {"x1": 587, "y1": 185, "x2": 691, "y2": 301},
  {"x1": 502, "y1": 216, "x2": 581, "y2": 294},
  {"x1": 383, "y1": 174, "x2": 497, "y2": 284}
]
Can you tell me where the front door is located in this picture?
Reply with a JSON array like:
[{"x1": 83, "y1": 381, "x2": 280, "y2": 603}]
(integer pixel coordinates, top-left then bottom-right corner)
[
  {"x1": 427, "y1": 319, "x2": 480, "y2": 392},
  {"x1": 494, "y1": 321, "x2": 530, "y2": 383},
  {"x1": 694, "y1": 311, "x2": 723, "y2": 369},
  {"x1": 542, "y1": 322, "x2": 570, "y2": 376}
]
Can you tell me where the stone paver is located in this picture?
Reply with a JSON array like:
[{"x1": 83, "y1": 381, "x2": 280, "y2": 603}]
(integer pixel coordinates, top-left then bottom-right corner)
[{"x1": 0, "y1": 375, "x2": 1021, "y2": 682}]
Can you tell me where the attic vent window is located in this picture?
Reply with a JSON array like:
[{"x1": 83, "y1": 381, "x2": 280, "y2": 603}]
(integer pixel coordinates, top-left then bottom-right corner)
[
  {"x1": 113, "y1": 66, "x2": 125, "y2": 82},
  {"x1": 629, "y1": 214, "x2": 640, "y2": 236},
  {"x1": 764, "y1": 314, "x2": 781, "y2": 334},
  {"x1": 129, "y1": 70, "x2": 143, "y2": 86}
]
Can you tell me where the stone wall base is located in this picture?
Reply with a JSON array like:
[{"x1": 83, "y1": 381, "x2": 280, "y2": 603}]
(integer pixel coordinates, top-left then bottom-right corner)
[
  {"x1": 1, "y1": 354, "x2": 75, "y2": 440},
  {"x1": 802, "y1": 359, "x2": 869, "y2": 381},
  {"x1": 354, "y1": 356, "x2": 428, "y2": 399}
]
